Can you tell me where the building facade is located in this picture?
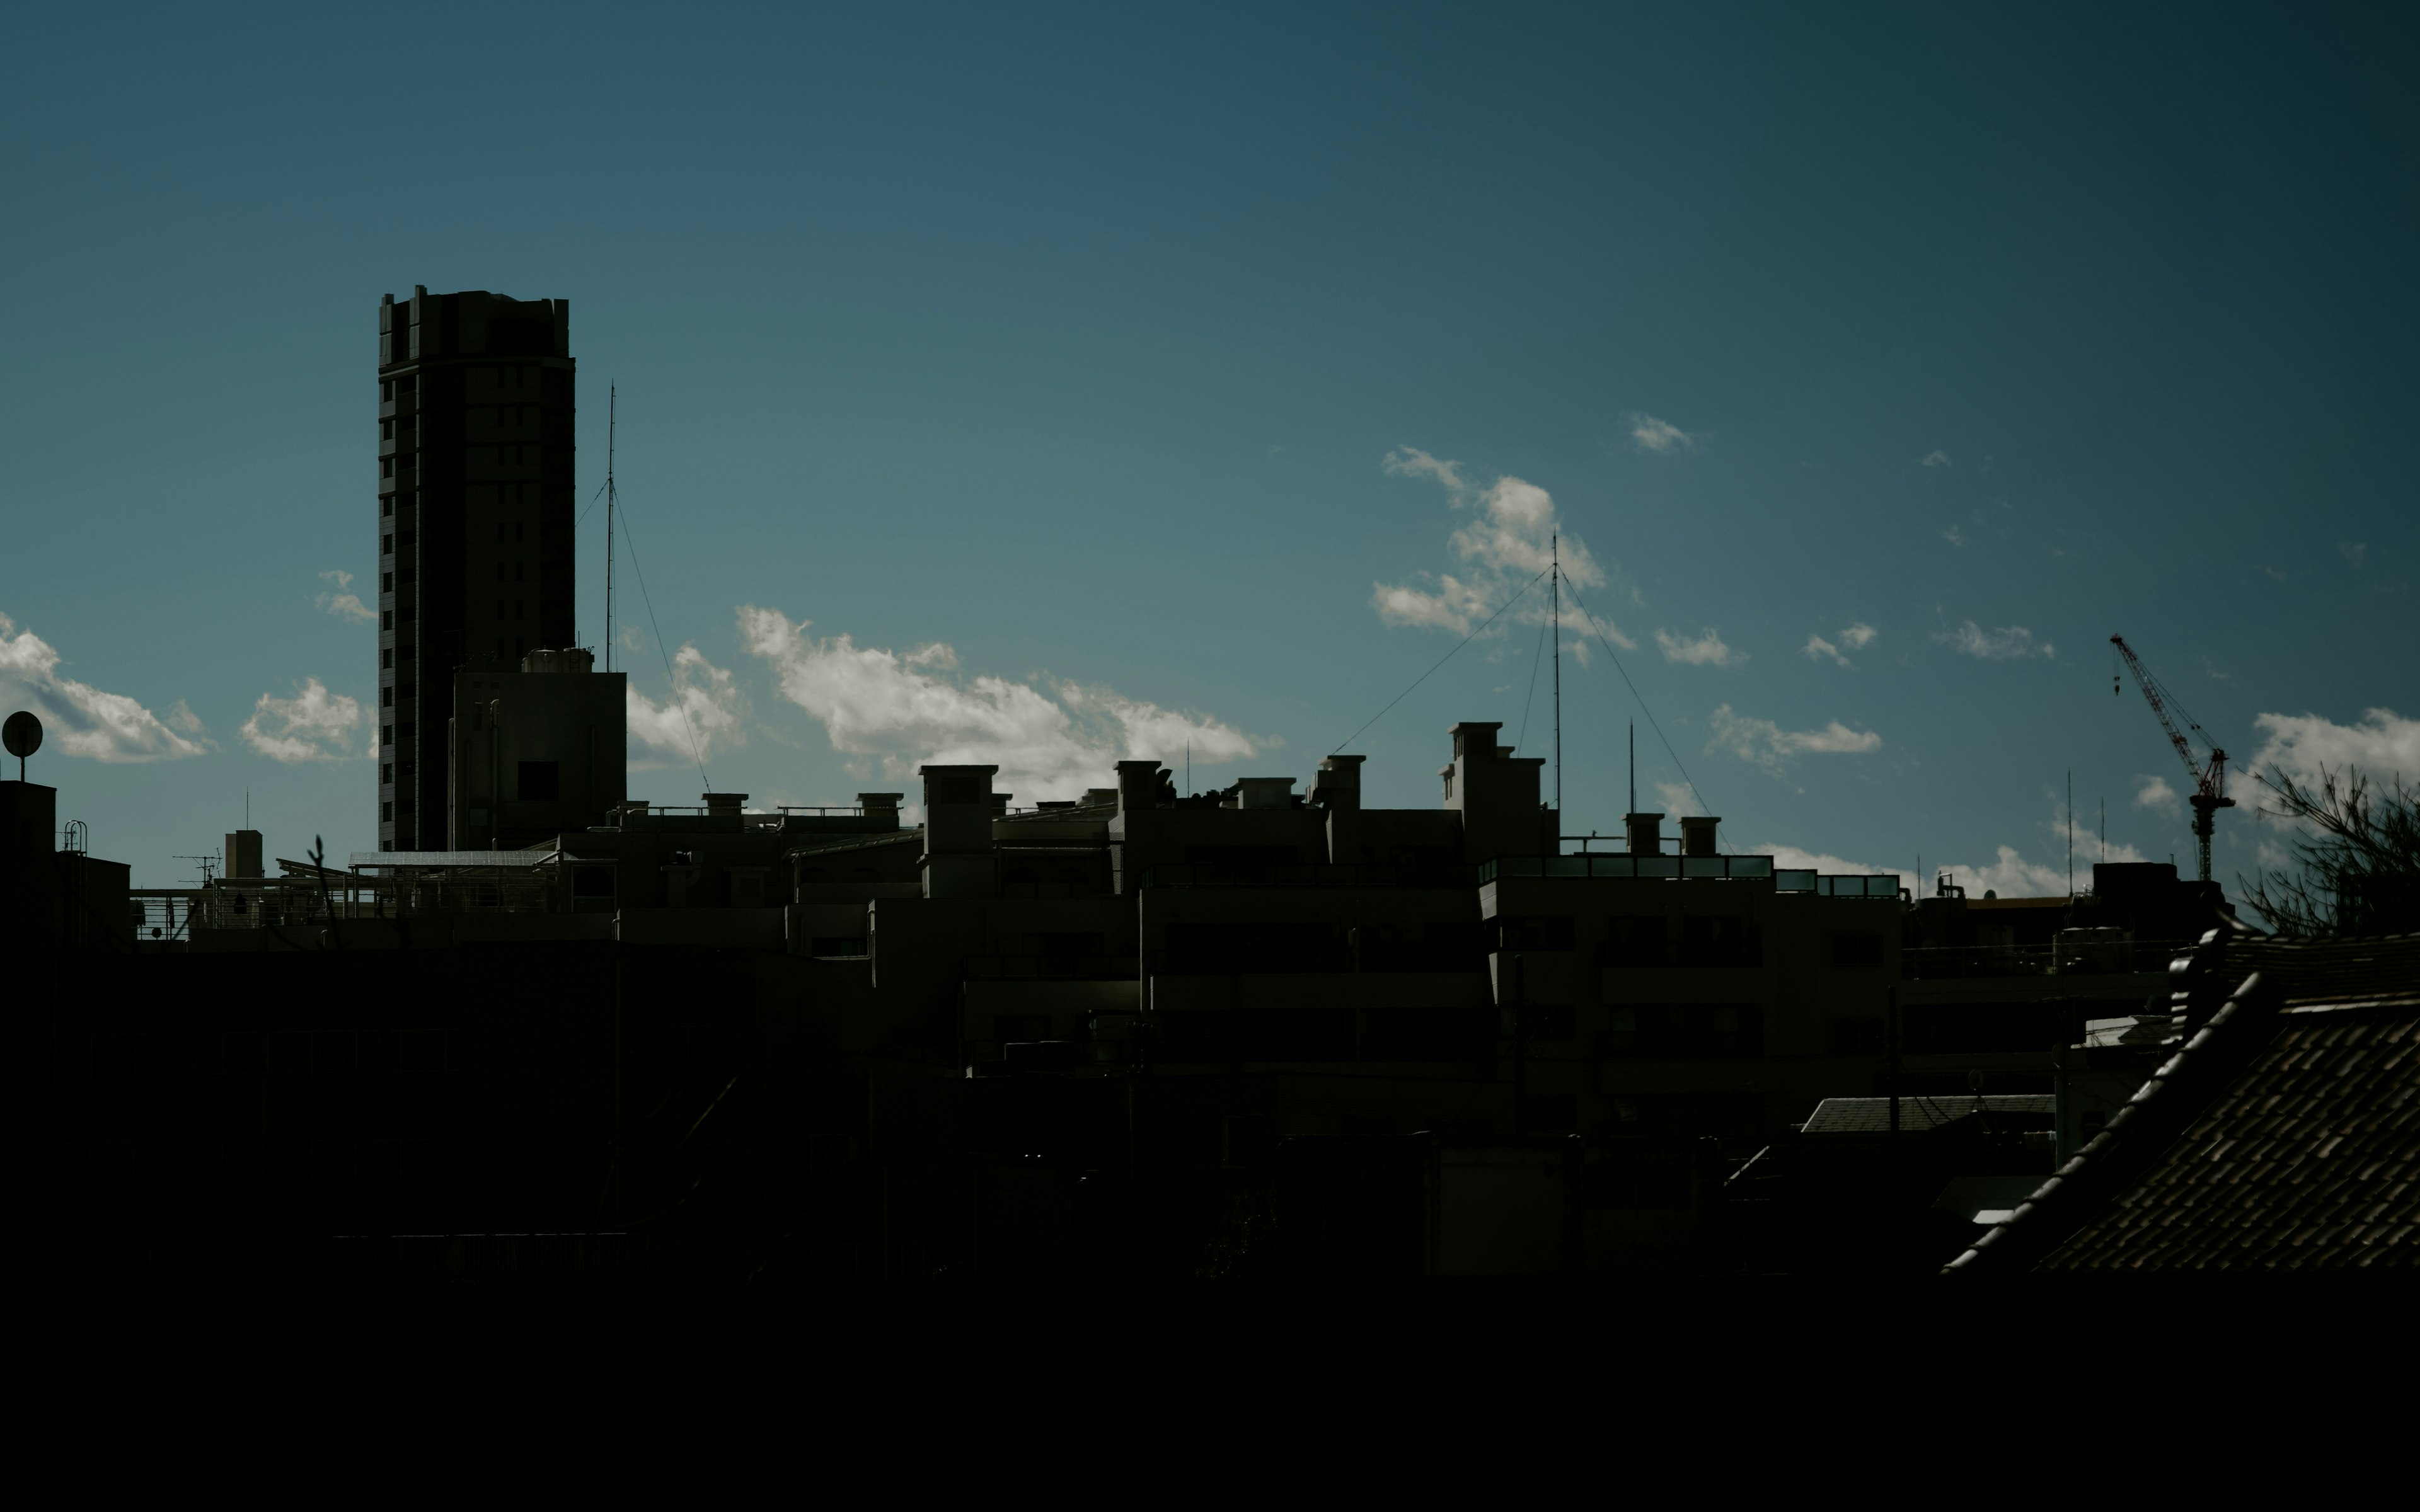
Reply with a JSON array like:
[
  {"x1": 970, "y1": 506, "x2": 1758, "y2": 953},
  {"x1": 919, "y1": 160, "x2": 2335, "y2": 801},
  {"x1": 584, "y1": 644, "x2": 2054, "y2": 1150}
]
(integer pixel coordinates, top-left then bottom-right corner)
[{"x1": 376, "y1": 287, "x2": 577, "y2": 851}]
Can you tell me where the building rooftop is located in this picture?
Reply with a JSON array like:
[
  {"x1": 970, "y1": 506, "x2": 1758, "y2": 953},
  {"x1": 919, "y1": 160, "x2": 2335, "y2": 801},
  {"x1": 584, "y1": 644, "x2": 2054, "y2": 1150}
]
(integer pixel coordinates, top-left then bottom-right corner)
[
  {"x1": 1801, "y1": 1095, "x2": 2054, "y2": 1136},
  {"x1": 1947, "y1": 930, "x2": 2420, "y2": 1273}
]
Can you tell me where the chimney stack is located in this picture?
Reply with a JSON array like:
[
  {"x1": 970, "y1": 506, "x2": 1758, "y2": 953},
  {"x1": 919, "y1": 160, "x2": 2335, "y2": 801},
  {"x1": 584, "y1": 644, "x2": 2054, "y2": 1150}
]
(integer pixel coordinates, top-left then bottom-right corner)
[
  {"x1": 1679, "y1": 815, "x2": 1721, "y2": 857},
  {"x1": 1624, "y1": 812, "x2": 1664, "y2": 857}
]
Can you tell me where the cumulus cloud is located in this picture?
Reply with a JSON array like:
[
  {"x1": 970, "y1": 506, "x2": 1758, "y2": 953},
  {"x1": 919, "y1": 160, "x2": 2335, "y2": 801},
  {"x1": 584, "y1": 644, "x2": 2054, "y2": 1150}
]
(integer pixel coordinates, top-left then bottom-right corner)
[
  {"x1": 1942, "y1": 525, "x2": 1966, "y2": 547},
  {"x1": 316, "y1": 569, "x2": 375, "y2": 625},
  {"x1": 2338, "y1": 542, "x2": 2366, "y2": 570},
  {"x1": 0, "y1": 612, "x2": 210, "y2": 762},
  {"x1": 1656, "y1": 628, "x2": 1742, "y2": 667},
  {"x1": 1653, "y1": 781, "x2": 1702, "y2": 818},
  {"x1": 1373, "y1": 449, "x2": 1630, "y2": 647},
  {"x1": 1935, "y1": 621, "x2": 2054, "y2": 660},
  {"x1": 1803, "y1": 622, "x2": 1875, "y2": 668},
  {"x1": 2245, "y1": 707, "x2": 2419, "y2": 789},
  {"x1": 1920, "y1": 450, "x2": 1953, "y2": 469},
  {"x1": 1628, "y1": 413, "x2": 1699, "y2": 455},
  {"x1": 1707, "y1": 704, "x2": 1882, "y2": 774},
  {"x1": 2134, "y1": 774, "x2": 2182, "y2": 815},
  {"x1": 239, "y1": 677, "x2": 364, "y2": 763},
  {"x1": 739, "y1": 606, "x2": 1263, "y2": 802},
  {"x1": 626, "y1": 644, "x2": 747, "y2": 769}
]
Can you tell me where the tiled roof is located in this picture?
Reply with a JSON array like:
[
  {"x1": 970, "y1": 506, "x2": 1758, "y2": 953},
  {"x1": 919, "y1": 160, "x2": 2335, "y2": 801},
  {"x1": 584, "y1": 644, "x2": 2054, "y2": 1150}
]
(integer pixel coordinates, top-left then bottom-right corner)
[
  {"x1": 1945, "y1": 930, "x2": 2420, "y2": 1274},
  {"x1": 2035, "y1": 1002, "x2": 2418, "y2": 1269},
  {"x1": 1801, "y1": 1095, "x2": 2053, "y2": 1136},
  {"x1": 2227, "y1": 932, "x2": 2420, "y2": 1011}
]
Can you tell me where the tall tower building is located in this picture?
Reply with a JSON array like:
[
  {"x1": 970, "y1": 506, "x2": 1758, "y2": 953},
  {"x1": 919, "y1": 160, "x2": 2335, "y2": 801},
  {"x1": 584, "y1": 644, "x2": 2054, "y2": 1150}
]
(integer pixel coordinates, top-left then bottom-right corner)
[{"x1": 376, "y1": 287, "x2": 577, "y2": 851}]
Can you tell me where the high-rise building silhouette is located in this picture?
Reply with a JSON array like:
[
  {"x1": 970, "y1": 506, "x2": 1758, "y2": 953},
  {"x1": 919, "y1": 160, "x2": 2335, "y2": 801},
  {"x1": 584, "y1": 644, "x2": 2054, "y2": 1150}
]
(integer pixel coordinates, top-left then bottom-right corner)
[{"x1": 375, "y1": 287, "x2": 576, "y2": 850}]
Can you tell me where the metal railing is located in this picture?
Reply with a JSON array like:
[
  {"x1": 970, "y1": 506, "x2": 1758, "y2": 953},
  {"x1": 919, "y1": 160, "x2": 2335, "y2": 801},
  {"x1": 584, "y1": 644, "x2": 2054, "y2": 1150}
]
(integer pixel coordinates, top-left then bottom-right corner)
[
  {"x1": 1482, "y1": 854, "x2": 1778, "y2": 882},
  {"x1": 1139, "y1": 861, "x2": 1477, "y2": 890},
  {"x1": 1901, "y1": 939, "x2": 2195, "y2": 979}
]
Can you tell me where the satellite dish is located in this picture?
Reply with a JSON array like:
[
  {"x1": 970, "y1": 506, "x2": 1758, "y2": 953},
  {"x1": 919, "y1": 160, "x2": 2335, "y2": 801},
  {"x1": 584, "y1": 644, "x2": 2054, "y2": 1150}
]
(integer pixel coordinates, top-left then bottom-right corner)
[{"x1": 3, "y1": 710, "x2": 41, "y2": 776}]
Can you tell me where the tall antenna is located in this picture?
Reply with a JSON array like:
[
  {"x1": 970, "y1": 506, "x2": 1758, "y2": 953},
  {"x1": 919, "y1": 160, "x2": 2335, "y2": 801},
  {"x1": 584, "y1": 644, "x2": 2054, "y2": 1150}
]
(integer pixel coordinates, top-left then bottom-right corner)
[
  {"x1": 1628, "y1": 722, "x2": 1635, "y2": 815},
  {"x1": 604, "y1": 384, "x2": 616, "y2": 673},
  {"x1": 1550, "y1": 533, "x2": 1562, "y2": 821},
  {"x1": 2067, "y1": 769, "x2": 2075, "y2": 896}
]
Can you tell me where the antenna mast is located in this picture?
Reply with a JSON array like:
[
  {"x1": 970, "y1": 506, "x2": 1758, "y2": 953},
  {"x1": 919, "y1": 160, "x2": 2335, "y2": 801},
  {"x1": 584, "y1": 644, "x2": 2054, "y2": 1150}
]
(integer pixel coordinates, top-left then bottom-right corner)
[
  {"x1": 604, "y1": 385, "x2": 616, "y2": 673},
  {"x1": 1551, "y1": 533, "x2": 1562, "y2": 822}
]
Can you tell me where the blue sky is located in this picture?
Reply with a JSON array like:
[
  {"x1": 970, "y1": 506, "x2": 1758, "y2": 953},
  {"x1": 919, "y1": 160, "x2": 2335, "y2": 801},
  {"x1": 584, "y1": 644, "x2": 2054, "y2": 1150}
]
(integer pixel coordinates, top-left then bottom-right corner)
[{"x1": 3, "y1": 1, "x2": 2413, "y2": 891}]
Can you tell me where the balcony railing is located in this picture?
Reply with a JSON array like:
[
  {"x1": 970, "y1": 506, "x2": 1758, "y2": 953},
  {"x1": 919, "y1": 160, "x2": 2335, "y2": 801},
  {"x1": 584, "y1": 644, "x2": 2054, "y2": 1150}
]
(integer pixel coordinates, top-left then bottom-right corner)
[
  {"x1": 1482, "y1": 854, "x2": 1776, "y2": 882},
  {"x1": 1139, "y1": 862, "x2": 1476, "y2": 890},
  {"x1": 1901, "y1": 939, "x2": 2196, "y2": 980}
]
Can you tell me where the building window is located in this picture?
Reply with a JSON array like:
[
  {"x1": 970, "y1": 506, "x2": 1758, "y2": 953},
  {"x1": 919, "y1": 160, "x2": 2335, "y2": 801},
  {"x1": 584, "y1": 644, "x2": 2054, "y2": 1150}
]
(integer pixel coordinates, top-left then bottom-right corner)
[
  {"x1": 381, "y1": 764, "x2": 393, "y2": 786},
  {"x1": 381, "y1": 459, "x2": 393, "y2": 478},
  {"x1": 381, "y1": 724, "x2": 393, "y2": 747},
  {"x1": 381, "y1": 801, "x2": 393, "y2": 822},
  {"x1": 381, "y1": 419, "x2": 393, "y2": 440},
  {"x1": 383, "y1": 497, "x2": 392, "y2": 517},
  {"x1": 382, "y1": 534, "x2": 393, "y2": 557},
  {"x1": 381, "y1": 610, "x2": 393, "y2": 630},
  {"x1": 382, "y1": 572, "x2": 393, "y2": 592},
  {"x1": 399, "y1": 375, "x2": 415, "y2": 394},
  {"x1": 381, "y1": 648, "x2": 393, "y2": 669},
  {"x1": 382, "y1": 687, "x2": 393, "y2": 707},
  {"x1": 381, "y1": 380, "x2": 394, "y2": 401}
]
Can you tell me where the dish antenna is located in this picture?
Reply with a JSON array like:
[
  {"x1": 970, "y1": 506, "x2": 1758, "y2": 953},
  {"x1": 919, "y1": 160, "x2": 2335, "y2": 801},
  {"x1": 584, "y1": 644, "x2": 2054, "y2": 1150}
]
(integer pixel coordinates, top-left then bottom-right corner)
[{"x1": 3, "y1": 711, "x2": 42, "y2": 780}]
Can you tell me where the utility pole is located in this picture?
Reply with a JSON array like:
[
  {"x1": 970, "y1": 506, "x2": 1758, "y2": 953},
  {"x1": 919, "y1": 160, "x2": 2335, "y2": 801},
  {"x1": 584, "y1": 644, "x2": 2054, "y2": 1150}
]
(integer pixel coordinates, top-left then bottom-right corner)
[
  {"x1": 1550, "y1": 534, "x2": 1562, "y2": 823},
  {"x1": 604, "y1": 385, "x2": 616, "y2": 673}
]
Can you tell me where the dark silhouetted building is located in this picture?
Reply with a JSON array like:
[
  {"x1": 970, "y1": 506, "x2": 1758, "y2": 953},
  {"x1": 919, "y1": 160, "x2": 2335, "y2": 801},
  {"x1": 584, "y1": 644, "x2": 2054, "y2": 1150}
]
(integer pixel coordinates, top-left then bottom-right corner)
[{"x1": 376, "y1": 286, "x2": 576, "y2": 851}]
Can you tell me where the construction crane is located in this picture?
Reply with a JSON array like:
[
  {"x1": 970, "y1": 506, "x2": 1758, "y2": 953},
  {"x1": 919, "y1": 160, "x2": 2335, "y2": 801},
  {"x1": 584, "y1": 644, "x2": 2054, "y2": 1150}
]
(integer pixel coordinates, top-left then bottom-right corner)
[{"x1": 2111, "y1": 634, "x2": 2234, "y2": 883}]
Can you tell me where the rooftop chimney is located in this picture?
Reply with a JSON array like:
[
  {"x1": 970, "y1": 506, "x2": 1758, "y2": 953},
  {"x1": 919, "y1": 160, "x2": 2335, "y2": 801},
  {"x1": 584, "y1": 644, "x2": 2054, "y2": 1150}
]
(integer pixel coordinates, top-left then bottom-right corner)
[
  {"x1": 224, "y1": 830, "x2": 263, "y2": 879},
  {"x1": 1624, "y1": 812, "x2": 1664, "y2": 857},
  {"x1": 1678, "y1": 815, "x2": 1721, "y2": 857},
  {"x1": 1114, "y1": 760, "x2": 1162, "y2": 817},
  {"x1": 703, "y1": 793, "x2": 748, "y2": 816}
]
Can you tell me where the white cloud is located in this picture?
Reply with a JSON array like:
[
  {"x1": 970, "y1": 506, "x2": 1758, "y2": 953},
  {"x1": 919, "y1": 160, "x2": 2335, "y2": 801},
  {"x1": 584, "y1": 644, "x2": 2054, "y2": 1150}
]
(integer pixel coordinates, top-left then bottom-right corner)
[
  {"x1": 1707, "y1": 704, "x2": 1882, "y2": 774},
  {"x1": 1935, "y1": 620, "x2": 2054, "y2": 660},
  {"x1": 239, "y1": 677, "x2": 364, "y2": 763},
  {"x1": 626, "y1": 644, "x2": 746, "y2": 769},
  {"x1": 1920, "y1": 450, "x2": 1952, "y2": 469},
  {"x1": 1373, "y1": 449, "x2": 1629, "y2": 647},
  {"x1": 2134, "y1": 774, "x2": 2182, "y2": 815},
  {"x1": 1656, "y1": 628, "x2": 1742, "y2": 667},
  {"x1": 1763, "y1": 844, "x2": 1897, "y2": 878},
  {"x1": 1653, "y1": 781, "x2": 1702, "y2": 818},
  {"x1": 0, "y1": 611, "x2": 210, "y2": 762},
  {"x1": 1942, "y1": 525, "x2": 1966, "y2": 547},
  {"x1": 1628, "y1": 413, "x2": 1699, "y2": 455},
  {"x1": 316, "y1": 569, "x2": 376, "y2": 625},
  {"x1": 1940, "y1": 846, "x2": 2069, "y2": 898},
  {"x1": 1804, "y1": 622, "x2": 1875, "y2": 668},
  {"x1": 2245, "y1": 707, "x2": 2419, "y2": 789},
  {"x1": 2338, "y1": 542, "x2": 2366, "y2": 570},
  {"x1": 739, "y1": 606, "x2": 1262, "y2": 803}
]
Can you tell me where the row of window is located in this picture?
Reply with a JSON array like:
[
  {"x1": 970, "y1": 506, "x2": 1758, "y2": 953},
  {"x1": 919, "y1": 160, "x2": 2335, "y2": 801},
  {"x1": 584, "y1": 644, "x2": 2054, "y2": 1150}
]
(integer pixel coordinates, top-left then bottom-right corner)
[{"x1": 379, "y1": 646, "x2": 415, "y2": 668}]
